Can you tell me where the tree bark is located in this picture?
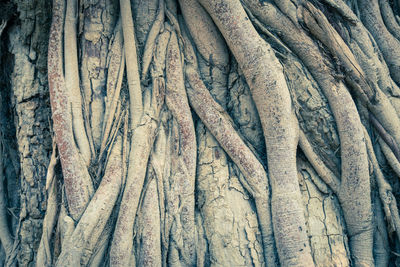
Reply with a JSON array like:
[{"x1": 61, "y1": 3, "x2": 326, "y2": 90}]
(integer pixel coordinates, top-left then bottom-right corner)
[{"x1": 1, "y1": 0, "x2": 400, "y2": 266}]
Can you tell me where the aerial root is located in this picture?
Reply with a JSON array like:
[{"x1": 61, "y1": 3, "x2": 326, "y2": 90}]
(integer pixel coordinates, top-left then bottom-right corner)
[
  {"x1": 370, "y1": 114, "x2": 400, "y2": 161},
  {"x1": 298, "y1": 129, "x2": 340, "y2": 194},
  {"x1": 109, "y1": 3, "x2": 166, "y2": 263},
  {"x1": 48, "y1": 0, "x2": 93, "y2": 220},
  {"x1": 64, "y1": 0, "x2": 91, "y2": 166},
  {"x1": 100, "y1": 21, "x2": 124, "y2": 160},
  {"x1": 379, "y1": 138, "x2": 400, "y2": 178},
  {"x1": 364, "y1": 127, "x2": 400, "y2": 243},
  {"x1": 380, "y1": 0, "x2": 400, "y2": 41},
  {"x1": 37, "y1": 140, "x2": 59, "y2": 266},
  {"x1": 56, "y1": 136, "x2": 123, "y2": 267},
  {"x1": 141, "y1": 0, "x2": 165, "y2": 82},
  {"x1": 182, "y1": 21, "x2": 277, "y2": 265},
  {"x1": 164, "y1": 29, "x2": 197, "y2": 266}
]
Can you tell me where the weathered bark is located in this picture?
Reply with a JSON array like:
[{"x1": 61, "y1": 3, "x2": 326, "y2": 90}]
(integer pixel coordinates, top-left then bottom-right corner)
[
  {"x1": 7, "y1": 0, "x2": 52, "y2": 264},
  {"x1": 2, "y1": 0, "x2": 400, "y2": 266}
]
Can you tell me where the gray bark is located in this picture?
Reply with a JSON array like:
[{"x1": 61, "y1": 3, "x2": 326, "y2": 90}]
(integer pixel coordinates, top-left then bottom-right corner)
[{"x1": 1, "y1": 0, "x2": 400, "y2": 266}]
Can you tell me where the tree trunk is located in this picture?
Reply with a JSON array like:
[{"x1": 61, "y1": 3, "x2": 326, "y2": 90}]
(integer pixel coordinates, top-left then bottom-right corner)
[{"x1": 1, "y1": 0, "x2": 400, "y2": 266}]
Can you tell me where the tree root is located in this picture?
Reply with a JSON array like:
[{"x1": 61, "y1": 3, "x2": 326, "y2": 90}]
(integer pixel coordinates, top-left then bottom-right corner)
[
  {"x1": 298, "y1": 130, "x2": 340, "y2": 194},
  {"x1": 378, "y1": 138, "x2": 400, "y2": 178},
  {"x1": 373, "y1": 194, "x2": 390, "y2": 267},
  {"x1": 165, "y1": 30, "x2": 197, "y2": 266},
  {"x1": 87, "y1": 223, "x2": 112, "y2": 267},
  {"x1": 141, "y1": 0, "x2": 165, "y2": 82},
  {"x1": 39, "y1": 0, "x2": 400, "y2": 266},
  {"x1": 56, "y1": 136, "x2": 123, "y2": 266},
  {"x1": 370, "y1": 113, "x2": 400, "y2": 161},
  {"x1": 149, "y1": 122, "x2": 169, "y2": 267},
  {"x1": 48, "y1": 0, "x2": 93, "y2": 220},
  {"x1": 322, "y1": 0, "x2": 400, "y2": 109},
  {"x1": 364, "y1": 127, "x2": 400, "y2": 245},
  {"x1": 380, "y1": 0, "x2": 400, "y2": 41},
  {"x1": 100, "y1": 21, "x2": 124, "y2": 160},
  {"x1": 136, "y1": 172, "x2": 162, "y2": 267},
  {"x1": 36, "y1": 141, "x2": 58, "y2": 267},
  {"x1": 358, "y1": 0, "x2": 400, "y2": 85},
  {"x1": 109, "y1": 12, "x2": 166, "y2": 263},
  {"x1": 242, "y1": 2, "x2": 373, "y2": 264},
  {"x1": 119, "y1": 0, "x2": 142, "y2": 128},
  {"x1": 109, "y1": 102, "x2": 160, "y2": 267},
  {"x1": 146, "y1": 32, "x2": 171, "y2": 267},
  {"x1": 183, "y1": 23, "x2": 276, "y2": 265},
  {"x1": 199, "y1": 0, "x2": 314, "y2": 265},
  {"x1": 302, "y1": 2, "x2": 400, "y2": 155},
  {"x1": 320, "y1": 0, "x2": 359, "y2": 24},
  {"x1": 64, "y1": 0, "x2": 91, "y2": 166},
  {"x1": 178, "y1": 0, "x2": 228, "y2": 68}
]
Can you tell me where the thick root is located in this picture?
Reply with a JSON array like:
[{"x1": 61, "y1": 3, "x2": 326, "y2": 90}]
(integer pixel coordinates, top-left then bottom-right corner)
[
  {"x1": 48, "y1": 0, "x2": 93, "y2": 220},
  {"x1": 109, "y1": 14, "x2": 166, "y2": 265},
  {"x1": 358, "y1": 0, "x2": 400, "y2": 85},
  {"x1": 135, "y1": 171, "x2": 162, "y2": 267},
  {"x1": 56, "y1": 137, "x2": 123, "y2": 266},
  {"x1": 242, "y1": 2, "x2": 373, "y2": 264},
  {"x1": 165, "y1": 30, "x2": 197, "y2": 266},
  {"x1": 64, "y1": 0, "x2": 91, "y2": 166},
  {"x1": 198, "y1": 0, "x2": 313, "y2": 265}
]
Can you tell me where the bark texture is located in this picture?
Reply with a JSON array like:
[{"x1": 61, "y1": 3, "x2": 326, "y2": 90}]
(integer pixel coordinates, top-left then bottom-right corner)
[{"x1": 1, "y1": 0, "x2": 400, "y2": 266}]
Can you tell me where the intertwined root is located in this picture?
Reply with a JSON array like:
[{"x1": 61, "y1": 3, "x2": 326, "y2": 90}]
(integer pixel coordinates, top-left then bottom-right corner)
[{"x1": 41, "y1": 0, "x2": 400, "y2": 266}]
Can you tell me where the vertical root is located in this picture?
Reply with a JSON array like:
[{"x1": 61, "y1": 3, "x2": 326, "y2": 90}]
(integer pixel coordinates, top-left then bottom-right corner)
[
  {"x1": 182, "y1": 28, "x2": 276, "y2": 265},
  {"x1": 48, "y1": 0, "x2": 93, "y2": 220},
  {"x1": 373, "y1": 194, "x2": 390, "y2": 267},
  {"x1": 364, "y1": 127, "x2": 400, "y2": 244},
  {"x1": 136, "y1": 170, "x2": 162, "y2": 267},
  {"x1": 378, "y1": 138, "x2": 400, "y2": 178},
  {"x1": 370, "y1": 114, "x2": 400, "y2": 161},
  {"x1": 100, "y1": 21, "x2": 124, "y2": 159},
  {"x1": 150, "y1": 121, "x2": 169, "y2": 267},
  {"x1": 110, "y1": 12, "x2": 166, "y2": 264},
  {"x1": 109, "y1": 114, "x2": 159, "y2": 267},
  {"x1": 178, "y1": 0, "x2": 228, "y2": 68},
  {"x1": 165, "y1": 30, "x2": 197, "y2": 266},
  {"x1": 36, "y1": 141, "x2": 59, "y2": 267},
  {"x1": 302, "y1": 2, "x2": 400, "y2": 153},
  {"x1": 56, "y1": 136, "x2": 123, "y2": 267},
  {"x1": 380, "y1": 0, "x2": 400, "y2": 41},
  {"x1": 120, "y1": 0, "x2": 142, "y2": 128},
  {"x1": 241, "y1": 2, "x2": 373, "y2": 264},
  {"x1": 358, "y1": 0, "x2": 400, "y2": 85},
  {"x1": 298, "y1": 129, "x2": 340, "y2": 194},
  {"x1": 141, "y1": 0, "x2": 165, "y2": 81},
  {"x1": 198, "y1": 0, "x2": 313, "y2": 265},
  {"x1": 64, "y1": 0, "x2": 91, "y2": 166}
]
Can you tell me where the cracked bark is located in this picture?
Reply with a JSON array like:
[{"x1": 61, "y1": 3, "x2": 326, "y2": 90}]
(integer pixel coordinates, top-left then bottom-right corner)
[{"x1": 2, "y1": 0, "x2": 400, "y2": 266}]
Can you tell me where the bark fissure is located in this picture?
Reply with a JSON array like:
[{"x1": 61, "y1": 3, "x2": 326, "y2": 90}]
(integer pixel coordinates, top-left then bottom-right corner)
[{"x1": 3, "y1": 0, "x2": 400, "y2": 266}]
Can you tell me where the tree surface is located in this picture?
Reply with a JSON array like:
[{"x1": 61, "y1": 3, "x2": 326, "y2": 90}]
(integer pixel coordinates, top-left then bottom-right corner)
[{"x1": 1, "y1": 0, "x2": 400, "y2": 266}]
